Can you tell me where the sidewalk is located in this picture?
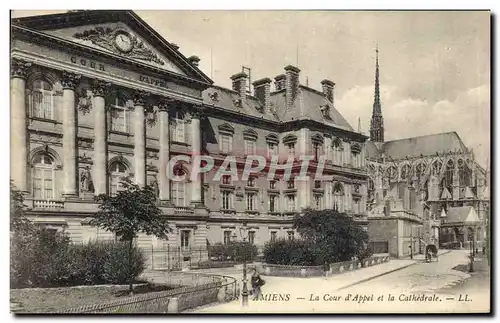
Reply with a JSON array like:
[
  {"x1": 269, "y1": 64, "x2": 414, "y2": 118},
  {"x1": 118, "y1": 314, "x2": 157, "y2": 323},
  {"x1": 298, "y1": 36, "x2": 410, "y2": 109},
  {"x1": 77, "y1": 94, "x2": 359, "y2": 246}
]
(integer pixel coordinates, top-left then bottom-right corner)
[{"x1": 187, "y1": 258, "x2": 416, "y2": 313}]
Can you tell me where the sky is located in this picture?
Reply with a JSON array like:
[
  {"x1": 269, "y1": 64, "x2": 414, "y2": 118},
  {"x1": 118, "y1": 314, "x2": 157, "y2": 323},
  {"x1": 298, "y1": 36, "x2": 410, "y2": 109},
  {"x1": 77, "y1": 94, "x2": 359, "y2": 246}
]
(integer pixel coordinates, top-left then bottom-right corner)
[{"x1": 11, "y1": 10, "x2": 491, "y2": 168}]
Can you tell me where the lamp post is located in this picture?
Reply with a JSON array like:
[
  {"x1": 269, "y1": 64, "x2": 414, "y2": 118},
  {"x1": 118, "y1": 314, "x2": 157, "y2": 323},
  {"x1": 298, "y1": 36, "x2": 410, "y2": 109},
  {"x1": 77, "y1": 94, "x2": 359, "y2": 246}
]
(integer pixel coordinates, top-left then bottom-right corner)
[
  {"x1": 239, "y1": 222, "x2": 249, "y2": 307},
  {"x1": 469, "y1": 225, "x2": 475, "y2": 273}
]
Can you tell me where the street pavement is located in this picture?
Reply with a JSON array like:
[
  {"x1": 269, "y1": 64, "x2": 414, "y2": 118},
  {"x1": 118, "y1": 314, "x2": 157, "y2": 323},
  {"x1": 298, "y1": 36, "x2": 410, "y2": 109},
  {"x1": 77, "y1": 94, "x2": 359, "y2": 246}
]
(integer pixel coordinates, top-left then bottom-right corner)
[{"x1": 187, "y1": 250, "x2": 489, "y2": 314}]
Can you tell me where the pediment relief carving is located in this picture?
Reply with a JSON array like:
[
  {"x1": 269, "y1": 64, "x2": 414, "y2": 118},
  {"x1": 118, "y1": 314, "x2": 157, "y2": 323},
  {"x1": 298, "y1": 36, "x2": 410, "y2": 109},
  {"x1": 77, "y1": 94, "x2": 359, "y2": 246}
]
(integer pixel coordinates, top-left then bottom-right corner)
[{"x1": 73, "y1": 27, "x2": 165, "y2": 66}]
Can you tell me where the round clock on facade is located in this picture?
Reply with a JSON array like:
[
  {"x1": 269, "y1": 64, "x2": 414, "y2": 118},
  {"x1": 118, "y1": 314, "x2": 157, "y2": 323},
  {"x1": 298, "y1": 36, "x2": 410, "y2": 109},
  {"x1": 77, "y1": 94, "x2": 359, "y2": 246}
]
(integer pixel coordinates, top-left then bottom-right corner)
[{"x1": 114, "y1": 32, "x2": 133, "y2": 53}]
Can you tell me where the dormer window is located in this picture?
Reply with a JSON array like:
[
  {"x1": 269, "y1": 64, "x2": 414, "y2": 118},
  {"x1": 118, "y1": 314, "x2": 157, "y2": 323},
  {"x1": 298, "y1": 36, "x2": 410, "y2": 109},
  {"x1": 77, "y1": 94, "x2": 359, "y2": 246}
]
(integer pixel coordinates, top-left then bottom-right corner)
[{"x1": 320, "y1": 105, "x2": 330, "y2": 119}]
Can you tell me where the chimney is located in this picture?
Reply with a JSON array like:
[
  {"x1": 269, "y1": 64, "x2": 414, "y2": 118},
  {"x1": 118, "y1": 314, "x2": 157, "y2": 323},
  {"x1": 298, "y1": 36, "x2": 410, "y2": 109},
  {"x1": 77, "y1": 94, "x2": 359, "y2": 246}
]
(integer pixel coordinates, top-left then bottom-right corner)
[
  {"x1": 230, "y1": 72, "x2": 248, "y2": 98},
  {"x1": 188, "y1": 55, "x2": 200, "y2": 67},
  {"x1": 252, "y1": 77, "x2": 272, "y2": 113},
  {"x1": 284, "y1": 65, "x2": 300, "y2": 110},
  {"x1": 274, "y1": 74, "x2": 286, "y2": 91},
  {"x1": 321, "y1": 79, "x2": 335, "y2": 103}
]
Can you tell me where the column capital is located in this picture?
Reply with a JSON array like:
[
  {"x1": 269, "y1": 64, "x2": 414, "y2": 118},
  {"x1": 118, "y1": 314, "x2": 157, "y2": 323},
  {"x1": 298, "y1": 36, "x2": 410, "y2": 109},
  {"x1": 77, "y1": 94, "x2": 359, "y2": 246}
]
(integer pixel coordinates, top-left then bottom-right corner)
[
  {"x1": 133, "y1": 90, "x2": 150, "y2": 106},
  {"x1": 190, "y1": 103, "x2": 205, "y2": 119},
  {"x1": 157, "y1": 97, "x2": 177, "y2": 112},
  {"x1": 61, "y1": 71, "x2": 82, "y2": 90},
  {"x1": 91, "y1": 80, "x2": 112, "y2": 97},
  {"x1": 11, "y1": 58, "x2": 32, "y2": 79}
]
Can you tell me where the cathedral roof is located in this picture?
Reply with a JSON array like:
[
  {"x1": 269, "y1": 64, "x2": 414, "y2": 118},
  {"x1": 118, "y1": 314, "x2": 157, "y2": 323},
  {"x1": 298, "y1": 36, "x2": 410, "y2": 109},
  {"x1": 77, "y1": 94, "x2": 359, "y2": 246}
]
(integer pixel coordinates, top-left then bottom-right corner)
[{"x1": 382, "y1": 131, "x2": 468, "y2": 159}]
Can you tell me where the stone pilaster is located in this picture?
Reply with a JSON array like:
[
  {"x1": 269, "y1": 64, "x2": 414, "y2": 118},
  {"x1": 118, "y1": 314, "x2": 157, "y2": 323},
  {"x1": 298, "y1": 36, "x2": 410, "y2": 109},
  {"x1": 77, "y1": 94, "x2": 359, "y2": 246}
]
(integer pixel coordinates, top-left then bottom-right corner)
[
  {"x1": 91, "y1": 80, "x2": 111, "y2": 195},
  {"x1": 61, "y1": 71, "x2": 81, "y2": 198},
  {"x1": 133, "y1": 90, "x2": 149, "y2": 187},
  {"x1": 158, "y1": 99, "x2": 171, "y2": 204},
  {"x1": 190, "y1": 104, "x2": 203, "y2": 206},
  {"x1": 10, "y1": 58, "x2": 31, "y2": 193}
]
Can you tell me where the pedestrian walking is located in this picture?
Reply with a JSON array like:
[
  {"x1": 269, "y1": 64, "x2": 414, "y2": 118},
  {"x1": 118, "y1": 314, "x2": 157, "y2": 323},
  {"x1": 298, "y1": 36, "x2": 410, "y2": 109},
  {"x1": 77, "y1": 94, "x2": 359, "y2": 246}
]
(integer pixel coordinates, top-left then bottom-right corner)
[
  {"x1": 251, "y1": 268, "x2": 265, "y2": 300},
  {"x1": 323, "y1": 261, "x2": 330, "y2": 278}
]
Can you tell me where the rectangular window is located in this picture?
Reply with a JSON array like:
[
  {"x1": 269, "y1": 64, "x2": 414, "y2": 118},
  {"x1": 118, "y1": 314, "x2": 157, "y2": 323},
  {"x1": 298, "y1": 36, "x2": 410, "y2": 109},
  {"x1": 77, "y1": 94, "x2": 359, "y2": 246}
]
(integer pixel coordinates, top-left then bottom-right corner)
[
  {"x1": 287, "y1": 231, "x2": 294, "y2": 241},
  {"x1": 313, "y1": 144, "x2": 320, "y2": 161},
  {"x1": 222, "y1": 175, "x2": 232, "y2": 185},
  {"x1": 180, "y1": 230, "x2": 190, "y2": 250},
  {"x1": 287, "y1": 143, "x2": 295, "y2": 156},
  {"x1": 171, "y1": 181, "x2": 185, "y2": 206},
  {"x1": 247, "y1": 177, "x2": 256, "y2": 187},
  {"x1": 287, "y1": 180, "x2": 295, "y2": 189},
  {"x1": 314, "y1": 180, "x2": 322, "y2": 189},
  {"x1": 223, "y1": 230, "x2": 232, "y2": 245},
  {"x1": 248, "y1": 231, "x2": 255, "y2": 244},
  {"x1": 245, "y1": 140, "x2": 256, "y2": 155},
  {"x1": 269, "y1": 180, "x2": 277, "y2": 189},
  {"x1": 267, "y1": 143, "x2": 278, "y2": 158},
  {"x1": 287, "y1": 195, "x2": 296, "y2": 212},
  {"x1": 269, "y1": 195, "x2": 277, "y2": 212},
  {"x1": 270, "y1": 231, "x2": 277, "y2": 242},
  {"x1": 221, "y1": 191, "x2": 233, "y2": 210},
  {"x1": 32, "y1": 90, "x2": 54, "y2": 119},
  {"x1": 111, "y1": 107, "x2": 128, "y2": 132},
  {"x1": 246, "y1": 193, "x2": 256, "y2": 211},
  {"x1": 220, "y1": 135, "x2": 233, "y2": 153},
  {"x1": 173, "y1": 117, "x2": 185, "y2": 143}
]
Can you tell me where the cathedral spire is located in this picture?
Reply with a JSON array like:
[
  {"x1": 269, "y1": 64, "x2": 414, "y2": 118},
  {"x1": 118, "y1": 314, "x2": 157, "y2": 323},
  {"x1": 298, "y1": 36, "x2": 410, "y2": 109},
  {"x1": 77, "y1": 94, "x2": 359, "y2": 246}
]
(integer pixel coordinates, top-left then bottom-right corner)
[{"x1": 370, "y1": 44, "x2": 384, "y2": 142}]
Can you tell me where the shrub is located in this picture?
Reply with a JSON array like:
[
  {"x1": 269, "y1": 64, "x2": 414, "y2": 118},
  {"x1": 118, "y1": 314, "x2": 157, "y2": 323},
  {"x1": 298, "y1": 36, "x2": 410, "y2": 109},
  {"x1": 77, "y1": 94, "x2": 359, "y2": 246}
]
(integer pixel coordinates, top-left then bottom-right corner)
[
  {"x1": 208, "y1": 242, "x2": 258, "y2": 262},
  {"x1": 10, "y1": 230, "x2": 147, "y2": 288},
  {"x1": 102, "y1": 241, "x2": 146, "y2": 284},
  {"x1": 263, "y1": 238, "x2": 320, "y2": 266}
]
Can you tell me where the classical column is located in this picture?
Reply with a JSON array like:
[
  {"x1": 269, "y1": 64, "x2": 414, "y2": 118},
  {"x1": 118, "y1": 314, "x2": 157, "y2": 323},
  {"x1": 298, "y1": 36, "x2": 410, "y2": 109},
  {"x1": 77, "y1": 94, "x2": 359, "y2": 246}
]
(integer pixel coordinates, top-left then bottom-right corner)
[
  {"x1": 10, "y1": 58, "x2": 31, "y2": 193},
  {"x1": 91, "y1": 80, "x2": 111, "y2": 195},
  {"x1": 61, "y1": 71, "x2": 81, "y2": 198},
  {"x1": 190, "y1": 105, "x2": 203, "y2": 206},
  {"x1": 158, "y1": 99, "x2": 171, "y2": 204},
  {"x1": 133, "y1": 90, "x2": 148, "y2": 187}
]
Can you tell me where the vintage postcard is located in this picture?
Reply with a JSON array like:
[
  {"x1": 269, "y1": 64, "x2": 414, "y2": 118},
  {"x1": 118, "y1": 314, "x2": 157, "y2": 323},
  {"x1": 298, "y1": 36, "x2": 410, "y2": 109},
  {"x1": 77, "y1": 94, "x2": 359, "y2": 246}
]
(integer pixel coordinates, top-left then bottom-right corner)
[{"x1": 10, "y1": 9, "x2": 490, "y2": 314}]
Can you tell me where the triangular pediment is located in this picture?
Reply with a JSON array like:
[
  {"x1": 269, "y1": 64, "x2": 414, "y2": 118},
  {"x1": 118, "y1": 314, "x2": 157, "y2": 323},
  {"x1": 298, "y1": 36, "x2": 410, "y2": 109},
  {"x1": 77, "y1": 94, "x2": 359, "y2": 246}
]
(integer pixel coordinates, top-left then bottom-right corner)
[
  {"x1": 11, "y1": 10, "x2": 212, "y2": 84},
  {"x1": 464, "y1": 186, "x2": 475, "y2": 199}
]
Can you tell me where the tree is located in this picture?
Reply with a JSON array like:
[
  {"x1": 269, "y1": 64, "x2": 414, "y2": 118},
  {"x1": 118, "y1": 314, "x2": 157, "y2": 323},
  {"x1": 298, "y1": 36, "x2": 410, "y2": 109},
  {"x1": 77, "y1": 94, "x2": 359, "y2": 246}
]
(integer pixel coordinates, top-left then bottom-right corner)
[
  {"x1": 10, "y1": 182, "x2": 34, "y2": 234},
  {"x1": 91, "y1": 177, "x2": 171, "y2": 295},
  {"x1": 293, "y1": 208, "x2": 370, "y2": 263}
]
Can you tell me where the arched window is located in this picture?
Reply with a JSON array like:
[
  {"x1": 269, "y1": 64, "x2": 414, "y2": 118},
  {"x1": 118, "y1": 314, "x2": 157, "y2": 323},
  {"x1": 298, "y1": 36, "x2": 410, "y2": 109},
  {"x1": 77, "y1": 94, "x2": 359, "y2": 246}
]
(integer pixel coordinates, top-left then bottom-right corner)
[
  {"x1": 109, "y1": 161, "x2": 128, "y2": 196},
  {"x1": 110, "y1": 96, "x2": 129, "y2": 133},
  {"x1": 332, "y1": 138, "x2": 343, "y2": 165},
  {"x1": 171, "y1": 167, "x2": 187, "y2": 206},
  {"x1": 332, "y1": 182, "x2": 344, "y2": 212},
  {"x1": 32, "y1": 152, "x2": 55, "y2": 199},
  {"x1": 458, "y1": 159, "x2": 471, "y2": 187},
  {"x1": 400, "y1": 164, "x2": 411, "y2": 181},
  {"x1": 415, "y1": 162, "x2": 425, "y2": 185},
  {"x1": 431, "y1": 160, "x2": 442, "y2": 176},
  {"x1": 171, "y1": 111, "x2": 186, "y2": 143},
  {"x1": 444, "y1": 160, "x2": 454, "y2": 193},
  {"x1": 31, "y1": 79, "x2": 54, "y2": 119}
]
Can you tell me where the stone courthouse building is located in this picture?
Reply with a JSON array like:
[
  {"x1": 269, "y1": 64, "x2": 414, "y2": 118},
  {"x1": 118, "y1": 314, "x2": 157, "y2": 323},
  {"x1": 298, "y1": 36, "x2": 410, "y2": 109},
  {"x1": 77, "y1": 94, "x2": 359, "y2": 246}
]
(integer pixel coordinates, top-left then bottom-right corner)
[{"x1": 10, "y1": 10, "x2": 370, "y2": 263}]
